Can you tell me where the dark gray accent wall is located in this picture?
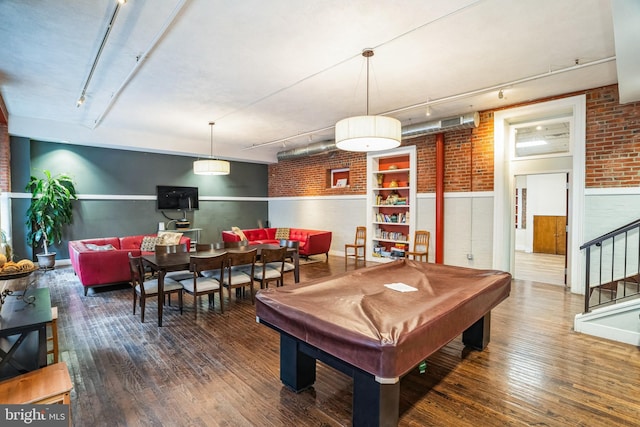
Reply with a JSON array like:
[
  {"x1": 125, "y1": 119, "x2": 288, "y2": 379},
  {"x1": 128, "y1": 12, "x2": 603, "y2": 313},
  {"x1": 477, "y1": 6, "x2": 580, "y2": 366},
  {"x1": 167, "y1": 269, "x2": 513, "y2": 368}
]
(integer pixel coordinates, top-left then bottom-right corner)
[{"x1": 10, "y1": 139, "x2": 268, "y2": 260}]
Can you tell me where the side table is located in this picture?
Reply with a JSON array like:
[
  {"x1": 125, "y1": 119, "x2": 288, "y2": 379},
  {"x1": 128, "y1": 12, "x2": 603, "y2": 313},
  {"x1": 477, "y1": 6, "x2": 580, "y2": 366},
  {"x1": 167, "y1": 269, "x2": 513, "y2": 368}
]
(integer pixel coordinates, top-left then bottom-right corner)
[{"x1": 0, "y1": 287, "x2": 52, "y2": 379}]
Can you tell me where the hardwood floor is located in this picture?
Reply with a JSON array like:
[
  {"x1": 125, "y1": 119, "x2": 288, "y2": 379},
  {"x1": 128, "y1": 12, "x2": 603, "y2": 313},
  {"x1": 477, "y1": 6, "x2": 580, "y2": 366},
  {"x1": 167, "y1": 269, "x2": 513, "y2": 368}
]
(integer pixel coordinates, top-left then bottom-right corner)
[
  {"x1": 514, "y1": 250, "x2": 565, "y2": 286},
  {"x1": 27, "y1": 256, "x2": 640, "y2": 426}
]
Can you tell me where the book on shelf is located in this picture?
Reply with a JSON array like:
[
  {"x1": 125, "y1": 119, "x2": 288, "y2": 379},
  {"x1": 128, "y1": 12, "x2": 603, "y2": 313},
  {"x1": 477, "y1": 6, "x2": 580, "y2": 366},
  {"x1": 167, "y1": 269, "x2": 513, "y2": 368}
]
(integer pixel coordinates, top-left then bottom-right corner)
[{"x1": 390, "y1": 248, "x2": 405, "y2": 258}]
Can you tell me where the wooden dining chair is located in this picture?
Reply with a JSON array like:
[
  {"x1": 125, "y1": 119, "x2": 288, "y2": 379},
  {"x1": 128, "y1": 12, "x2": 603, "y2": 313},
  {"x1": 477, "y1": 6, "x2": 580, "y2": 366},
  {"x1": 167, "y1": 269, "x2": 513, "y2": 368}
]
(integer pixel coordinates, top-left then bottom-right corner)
[
  {"x1": 156, "y1": 243, "x2": 192, "y2": 282},
  {"x1": 406, "y1": 230, "x2": 430, "y2": 262},
  {"x1": 196, "y1": 242, "x2": 226, "y2": 251},
  {"x1": 128, "y1": 253, "x2": 183, "y2": 323},
  {"x1": 277, "y1": 240, "x2": 298, "y2": 284},
  {"x1": 179, "y1": 252, "x2": 228, "y2": 319},
  {"x1": 345, "y1": 226, "x2": 367, "y2": 266},
  {"x1": 195, "y1": 243, "x2": 226, "y2": 279},
  {"x1": 249, "y1": 246, "x2": 287, "y2": 289},
  {"x1": 224, "y1": 249, "x2": 257, "y2": 304},
  {"x1": 224, "y1": 240, "x2": 244, "y2": 248}
]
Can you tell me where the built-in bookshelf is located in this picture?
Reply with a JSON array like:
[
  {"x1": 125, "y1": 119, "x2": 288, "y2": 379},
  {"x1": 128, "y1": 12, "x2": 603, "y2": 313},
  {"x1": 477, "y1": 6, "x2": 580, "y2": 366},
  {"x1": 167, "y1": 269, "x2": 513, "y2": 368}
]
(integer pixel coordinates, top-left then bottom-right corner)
[{"x1": 366, "y1": 145, "x2": 416, "y2": 261}]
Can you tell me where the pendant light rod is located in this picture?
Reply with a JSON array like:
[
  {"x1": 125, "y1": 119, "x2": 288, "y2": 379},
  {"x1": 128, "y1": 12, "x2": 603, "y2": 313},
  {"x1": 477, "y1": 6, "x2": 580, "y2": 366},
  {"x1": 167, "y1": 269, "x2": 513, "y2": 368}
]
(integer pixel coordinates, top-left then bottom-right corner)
[
  {"x1": 209, "y1": 121, "x2": 215, "y2": 157},
  {"x1": 335, "y1": 48, "x2": 401, "y2": 152},
  {"x1": 363, "y1": 49, "x2": 373, "y2": 115}
]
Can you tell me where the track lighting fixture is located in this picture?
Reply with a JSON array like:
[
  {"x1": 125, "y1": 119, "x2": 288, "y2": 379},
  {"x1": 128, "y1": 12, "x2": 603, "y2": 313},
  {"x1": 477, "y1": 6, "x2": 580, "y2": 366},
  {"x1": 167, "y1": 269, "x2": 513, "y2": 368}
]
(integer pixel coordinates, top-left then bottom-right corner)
[{"x1": 75, "y1": 0, "x2": 126, "y2": 108}]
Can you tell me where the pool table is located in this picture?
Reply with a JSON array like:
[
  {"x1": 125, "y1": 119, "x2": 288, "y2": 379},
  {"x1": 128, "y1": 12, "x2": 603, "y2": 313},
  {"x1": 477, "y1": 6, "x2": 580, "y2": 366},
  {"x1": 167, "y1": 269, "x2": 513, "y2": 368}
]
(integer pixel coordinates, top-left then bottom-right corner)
[{"x1": 255, "y1": 259, "x2": 511, "y2": 426}]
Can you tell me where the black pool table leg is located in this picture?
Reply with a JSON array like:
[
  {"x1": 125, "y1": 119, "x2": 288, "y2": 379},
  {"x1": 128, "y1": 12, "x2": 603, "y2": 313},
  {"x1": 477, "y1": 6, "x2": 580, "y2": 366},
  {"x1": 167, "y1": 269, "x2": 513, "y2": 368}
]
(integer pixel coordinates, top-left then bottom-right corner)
[
  {"x1": 462, "y1": 312, "x2": 491, "y2": 350},
  {"x1": 353, "y1": 370, "x2": 400, "y2": 427},
  {"x1": 279, "y1": 334, "x2": 316, "y2": 391}
]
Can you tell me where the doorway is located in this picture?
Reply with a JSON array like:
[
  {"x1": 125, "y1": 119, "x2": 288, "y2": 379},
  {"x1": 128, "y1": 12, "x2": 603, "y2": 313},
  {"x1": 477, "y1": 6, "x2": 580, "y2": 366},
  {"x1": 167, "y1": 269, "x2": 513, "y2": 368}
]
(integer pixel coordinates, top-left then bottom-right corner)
[
  {"x1": 514, "y1": 173, "x2": 567, "y2": 286},
  {"x1": 493, "y1": 94, "x2": 586, "y2": 294}
]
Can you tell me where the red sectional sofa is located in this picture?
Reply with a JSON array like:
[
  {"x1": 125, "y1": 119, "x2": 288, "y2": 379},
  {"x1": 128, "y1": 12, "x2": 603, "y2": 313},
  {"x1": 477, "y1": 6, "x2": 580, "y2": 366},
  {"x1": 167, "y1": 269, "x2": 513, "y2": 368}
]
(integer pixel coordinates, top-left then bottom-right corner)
[
  {"x1": 68, "y1": 234, "x2": 190, "y2": 295},
  {"x1": 221, "y1": 227, "x2": 332, "y2": 259}
]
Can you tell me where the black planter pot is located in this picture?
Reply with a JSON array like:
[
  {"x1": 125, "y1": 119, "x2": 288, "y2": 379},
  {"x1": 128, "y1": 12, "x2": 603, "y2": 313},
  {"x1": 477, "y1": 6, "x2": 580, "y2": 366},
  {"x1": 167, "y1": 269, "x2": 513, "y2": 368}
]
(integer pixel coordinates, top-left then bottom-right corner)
[{"x1": 36, "y1": 252, "x2": 56, "y2": 270}]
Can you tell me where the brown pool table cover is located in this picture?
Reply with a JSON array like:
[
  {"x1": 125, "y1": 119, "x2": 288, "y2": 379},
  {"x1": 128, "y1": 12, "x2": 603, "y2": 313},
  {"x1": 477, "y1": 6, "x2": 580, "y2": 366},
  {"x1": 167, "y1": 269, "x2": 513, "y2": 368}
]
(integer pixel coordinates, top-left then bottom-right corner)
[{"x1": 255, "y1": 259, "x2": 511, "y2": 380}]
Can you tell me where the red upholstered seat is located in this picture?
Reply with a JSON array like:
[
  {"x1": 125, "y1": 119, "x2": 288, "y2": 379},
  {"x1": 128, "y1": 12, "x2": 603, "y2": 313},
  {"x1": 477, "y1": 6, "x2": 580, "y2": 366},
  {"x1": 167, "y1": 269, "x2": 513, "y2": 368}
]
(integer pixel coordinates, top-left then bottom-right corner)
[
  {"x1": 69, "y1": 234, "x2": 191, "y2": 295},
  {"x1": 221, "y1": 227, "x2": 331, "y2": 258}
]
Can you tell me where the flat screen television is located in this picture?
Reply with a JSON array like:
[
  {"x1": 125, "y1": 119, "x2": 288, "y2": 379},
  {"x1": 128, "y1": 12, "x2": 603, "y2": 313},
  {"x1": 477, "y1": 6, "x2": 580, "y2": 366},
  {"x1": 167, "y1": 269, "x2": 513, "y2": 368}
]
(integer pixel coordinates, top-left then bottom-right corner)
[{"x1": 156, "y1": 185, "x2": 199, "y2": 210}]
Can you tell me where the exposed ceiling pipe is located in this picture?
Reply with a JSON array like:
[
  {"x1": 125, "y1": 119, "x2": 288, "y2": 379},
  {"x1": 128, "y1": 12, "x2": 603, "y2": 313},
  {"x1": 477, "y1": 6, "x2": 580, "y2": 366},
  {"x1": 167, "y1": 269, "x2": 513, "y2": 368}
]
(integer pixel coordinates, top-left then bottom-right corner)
[
  {"x1": 258, "y1": 56, "x2": 614, "y2": 152},
  {"x1": 276, "y1": 140, "x2": 337, "y2": 161},
  {"x1": 402, "y1": 112, "x2": 479, "y2": 139},
  {"x1": 276, "y1": 112, "x2": 480, "y2": 161}
]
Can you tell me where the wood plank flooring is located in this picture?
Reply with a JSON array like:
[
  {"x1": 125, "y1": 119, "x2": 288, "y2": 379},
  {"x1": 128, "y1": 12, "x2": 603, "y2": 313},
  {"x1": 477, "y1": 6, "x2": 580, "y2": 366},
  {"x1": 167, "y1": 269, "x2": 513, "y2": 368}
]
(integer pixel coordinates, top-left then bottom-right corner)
[
  {"x1": 514, "y1": 250, "x2": 565, "y2": 286},
  {"x1": 24, "y1": 256, "x2": 640, "y2": 426}
]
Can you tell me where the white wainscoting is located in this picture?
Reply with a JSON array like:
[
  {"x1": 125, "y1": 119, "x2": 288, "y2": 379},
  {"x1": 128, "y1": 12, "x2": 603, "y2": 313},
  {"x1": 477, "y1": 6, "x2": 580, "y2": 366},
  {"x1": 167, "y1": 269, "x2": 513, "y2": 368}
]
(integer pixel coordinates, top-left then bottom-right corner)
[
  {"x1": 269, "y1": 192, "x2": 494, "y2": 268},
  {"x1": 268, "y1": 195, "x2": 366, "y2": 257}
]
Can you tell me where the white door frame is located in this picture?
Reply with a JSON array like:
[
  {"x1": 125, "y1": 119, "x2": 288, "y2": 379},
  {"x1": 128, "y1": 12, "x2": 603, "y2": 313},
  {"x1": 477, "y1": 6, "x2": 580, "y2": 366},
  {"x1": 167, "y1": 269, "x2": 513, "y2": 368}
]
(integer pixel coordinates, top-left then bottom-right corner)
[{"x1": 493, "y1": 95, "x2": 586, "y2": 294}]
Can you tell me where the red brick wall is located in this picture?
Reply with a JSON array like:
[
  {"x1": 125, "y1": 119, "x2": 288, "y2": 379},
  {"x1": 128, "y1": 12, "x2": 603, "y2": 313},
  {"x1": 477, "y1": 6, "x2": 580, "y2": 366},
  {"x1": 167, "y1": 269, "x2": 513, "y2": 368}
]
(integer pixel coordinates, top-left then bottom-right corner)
[
  {"x1": 585, "y1": 85, "x2": 640, "y2": 187},
  {"x1": 269, "y1": 84, "x2": 640, "y2": 196},
  {"x1": 268, "y1": 126, "x2": 492, "y2": 197},
  {"x1": 269, "y1": 114, "x2": 494, "y2": 197},
  {"x1": 268, "y1": 149, "x2": 366, "y2": 197},
  {"x1": 0, "y1": 123, "x2": 9, "y2": 193},
  {"x1": 470, "y1": 111, "x2": 495, "y2": 191}
]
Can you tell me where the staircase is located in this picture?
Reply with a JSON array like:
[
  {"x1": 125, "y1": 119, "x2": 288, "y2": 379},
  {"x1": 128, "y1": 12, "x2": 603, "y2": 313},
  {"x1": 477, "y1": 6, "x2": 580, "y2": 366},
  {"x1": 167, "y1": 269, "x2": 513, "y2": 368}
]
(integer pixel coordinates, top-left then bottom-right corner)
[{"x1": 575, "y1": 219, "x2": 640, "y2": 345}]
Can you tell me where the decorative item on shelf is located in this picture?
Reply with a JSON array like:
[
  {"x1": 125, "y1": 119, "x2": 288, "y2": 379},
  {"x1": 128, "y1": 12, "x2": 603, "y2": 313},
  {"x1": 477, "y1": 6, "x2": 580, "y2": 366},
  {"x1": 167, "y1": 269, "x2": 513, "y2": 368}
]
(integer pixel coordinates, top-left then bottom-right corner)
[
  {"x1": 385, "y1": 190, "x2": 400, "y2": 205},
  {"x1": 335, "y1": 49, "x2": 401, "y2": 152},
  {"x1": 376, "y1": 174, "x2": 384, "y2": 186},
  {"x1": 388, "y1": 164, "x2": 398, "y2": 170},
  {"x1": 390, "y1": 250, "x2": 405, "y2": 258},
  {"x1": 373, "y1": 246, "x2": 383, "y2": 257},
  {"x1": 389, "y1": 179, "x2": 399, "y2": 188},
  {"x1": 176, "y1": 219, "x2": 190, "y2": 229}
]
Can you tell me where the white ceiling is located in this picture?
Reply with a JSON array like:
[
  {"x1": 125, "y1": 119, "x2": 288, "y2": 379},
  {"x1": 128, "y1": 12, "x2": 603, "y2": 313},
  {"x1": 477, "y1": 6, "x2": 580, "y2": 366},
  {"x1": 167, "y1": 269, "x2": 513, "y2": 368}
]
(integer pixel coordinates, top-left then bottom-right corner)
[{"x1": 0, "y1": 0, "x2": 636, "y2": 164}]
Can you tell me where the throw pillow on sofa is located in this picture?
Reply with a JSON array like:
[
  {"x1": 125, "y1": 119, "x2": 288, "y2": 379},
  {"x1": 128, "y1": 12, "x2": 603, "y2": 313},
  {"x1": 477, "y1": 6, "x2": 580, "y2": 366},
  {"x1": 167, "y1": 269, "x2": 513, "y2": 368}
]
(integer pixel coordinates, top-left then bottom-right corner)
[
  {"x1": 157, "y1": 231, "x2": 183, "y2": 245},
  {"x1": 275, "y1": 228, "x2": 290, "y2": 240},
  {"x1": 140, "y1": 236, "x2": 160, "y2": 251},
  {"x1": 85, "y1": 243, "x2": 116, "y2": 251},
  {"x1": 231, "y1": 226, "x2": 248, "y2": 242}
]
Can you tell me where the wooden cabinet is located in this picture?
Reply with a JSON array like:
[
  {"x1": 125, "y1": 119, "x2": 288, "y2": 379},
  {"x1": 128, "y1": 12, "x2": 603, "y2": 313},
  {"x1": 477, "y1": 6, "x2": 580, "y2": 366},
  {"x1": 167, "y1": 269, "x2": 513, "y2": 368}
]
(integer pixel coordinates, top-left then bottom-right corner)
[{"x1": 366, "y1": 146, "x2": 416, "y2": 260}]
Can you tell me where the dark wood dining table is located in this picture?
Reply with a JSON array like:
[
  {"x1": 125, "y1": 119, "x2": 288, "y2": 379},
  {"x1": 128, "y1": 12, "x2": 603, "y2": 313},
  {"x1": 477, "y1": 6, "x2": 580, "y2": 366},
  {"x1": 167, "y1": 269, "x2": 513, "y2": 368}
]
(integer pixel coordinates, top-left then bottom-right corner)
[{"x1": 142, "y1": 243, "x2": 299, "y2": 326}]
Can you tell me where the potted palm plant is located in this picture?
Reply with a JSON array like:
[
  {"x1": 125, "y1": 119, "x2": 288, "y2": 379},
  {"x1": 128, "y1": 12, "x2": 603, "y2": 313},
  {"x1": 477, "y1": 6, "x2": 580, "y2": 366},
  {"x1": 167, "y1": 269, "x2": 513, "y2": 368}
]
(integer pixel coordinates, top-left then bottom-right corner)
[{"x1": 26, "y1": 170, "x2": 78, "y2": 269}]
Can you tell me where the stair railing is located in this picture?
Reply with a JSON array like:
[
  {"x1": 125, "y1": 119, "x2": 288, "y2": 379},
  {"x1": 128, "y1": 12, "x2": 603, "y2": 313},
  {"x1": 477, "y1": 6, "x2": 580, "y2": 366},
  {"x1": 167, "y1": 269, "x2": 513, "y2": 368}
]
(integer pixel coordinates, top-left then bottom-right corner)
[{"x1": 580, "y1": 218, "x2": 640, "y2": 313}]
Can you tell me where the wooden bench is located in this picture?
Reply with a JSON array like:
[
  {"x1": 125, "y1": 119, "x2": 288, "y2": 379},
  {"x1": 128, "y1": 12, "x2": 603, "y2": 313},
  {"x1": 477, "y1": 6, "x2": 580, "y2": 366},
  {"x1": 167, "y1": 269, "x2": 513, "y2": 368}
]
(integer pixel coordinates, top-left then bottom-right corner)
[{"x1": 0, "y1": 361, "x2": 72, "y2": 405}]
